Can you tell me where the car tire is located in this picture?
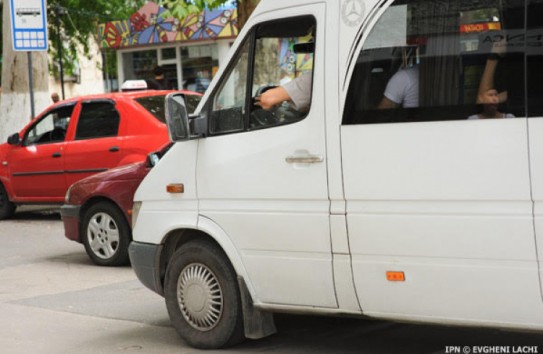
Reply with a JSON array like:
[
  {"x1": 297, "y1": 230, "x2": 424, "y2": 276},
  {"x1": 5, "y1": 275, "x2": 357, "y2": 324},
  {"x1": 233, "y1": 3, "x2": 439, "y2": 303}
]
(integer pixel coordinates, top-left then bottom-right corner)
[
  {"x1": 0, "y1": 183, "x2": 16, "y2": 220},
  {"x1": 81, "y1": 202, "x2": 130, "y2": 266},
  {"x1": 164, "y1": 240, "x2": 245, "y2": 349}
]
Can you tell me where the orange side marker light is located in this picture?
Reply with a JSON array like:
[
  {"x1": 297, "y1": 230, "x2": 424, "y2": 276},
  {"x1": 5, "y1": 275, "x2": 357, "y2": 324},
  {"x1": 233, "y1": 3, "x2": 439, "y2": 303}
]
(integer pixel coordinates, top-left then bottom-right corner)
[
  {"x1": 386, "y1": 271, "x2": 405, "y2": 282},
  {"x1": 167, "y1": 183, "x2": 184, "y2": 194}
]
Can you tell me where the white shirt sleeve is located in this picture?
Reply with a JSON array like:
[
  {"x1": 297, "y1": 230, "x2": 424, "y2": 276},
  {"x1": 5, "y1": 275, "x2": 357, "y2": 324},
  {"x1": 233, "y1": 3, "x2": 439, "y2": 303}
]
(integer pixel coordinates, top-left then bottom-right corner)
[
  {"x1": 283, "y1": 72, "x2": 313, "y2": 111},
  {"x1": 383, "y1": 67, "x2": 419, "y2": 108}
]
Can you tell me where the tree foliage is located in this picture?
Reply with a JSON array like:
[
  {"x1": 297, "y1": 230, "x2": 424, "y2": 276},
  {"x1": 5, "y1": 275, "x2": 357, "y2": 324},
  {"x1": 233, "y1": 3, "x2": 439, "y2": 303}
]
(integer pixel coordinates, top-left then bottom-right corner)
[
  {"x1": 159, "y1": 0, "x2": 259, "y2": 29},
  {"x1": 159, "y1": 0, "x2": 233, "y2": 20},
  {"x1": 46, "y1": 0, "x2": 147, "y2": 76}
]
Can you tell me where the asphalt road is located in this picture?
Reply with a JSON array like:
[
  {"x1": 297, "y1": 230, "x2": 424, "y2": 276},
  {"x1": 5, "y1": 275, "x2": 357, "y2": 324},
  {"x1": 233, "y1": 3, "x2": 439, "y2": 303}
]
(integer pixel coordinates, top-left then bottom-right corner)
[{"x1": 0, "y1": 207, "x2": 542, "y2": 354}]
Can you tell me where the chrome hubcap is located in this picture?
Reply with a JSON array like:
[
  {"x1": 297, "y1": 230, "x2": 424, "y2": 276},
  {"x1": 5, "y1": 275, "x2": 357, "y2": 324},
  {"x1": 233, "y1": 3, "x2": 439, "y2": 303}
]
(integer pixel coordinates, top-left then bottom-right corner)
[
  {"x1": 86, "y1": 212, "x2": 120, "y2": 260},
  {"x1": 177, "y1": 263, "x2": 223, "y2": 331}
]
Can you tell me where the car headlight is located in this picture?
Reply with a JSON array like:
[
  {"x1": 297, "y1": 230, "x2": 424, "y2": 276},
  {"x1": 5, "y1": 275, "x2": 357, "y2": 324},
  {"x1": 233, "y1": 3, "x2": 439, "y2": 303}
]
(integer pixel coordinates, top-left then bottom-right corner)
[{"x1": 132, "y1": 201, "x2": 142, "y2": 229}]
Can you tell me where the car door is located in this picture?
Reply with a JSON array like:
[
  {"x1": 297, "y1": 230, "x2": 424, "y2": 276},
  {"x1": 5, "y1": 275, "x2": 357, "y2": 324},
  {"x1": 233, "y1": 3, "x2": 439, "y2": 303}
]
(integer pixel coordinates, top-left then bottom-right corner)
[
  {"x1": 7, "y1": 103, "x2": 76, "y2": 201},
  {"x1": 63, "y1": 99, "x2": 125, "y2": 187},
  {"x1": 196, "y1": 8, "x2": 337, "y2": 307},
  {"x1": 342, "y1": 0, "x2": 539, "y2": 324}
]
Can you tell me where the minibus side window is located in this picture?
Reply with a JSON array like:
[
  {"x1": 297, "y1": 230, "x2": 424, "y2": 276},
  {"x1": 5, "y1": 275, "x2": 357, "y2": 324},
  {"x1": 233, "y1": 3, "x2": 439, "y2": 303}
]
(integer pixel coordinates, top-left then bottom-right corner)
[
  {"x1": 249, "y1": 17, "x2": 316, "y2": 129},
  {"x1": 209, "y1": 40, "x2": 250, "y2": 134},
  {"x1": 208, "y1": 16, "x2": 316, "y2": 134},
  {"x1": 343, "y1": 0, "x2": 526, "y2": 125},
  {"x1": 527, "y1": 0, "x2": 543, "y2": 117}
]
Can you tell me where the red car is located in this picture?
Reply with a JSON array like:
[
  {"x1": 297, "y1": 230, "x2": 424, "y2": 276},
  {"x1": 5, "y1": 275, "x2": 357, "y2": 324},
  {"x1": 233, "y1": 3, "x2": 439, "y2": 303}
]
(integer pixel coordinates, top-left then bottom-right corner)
[
  {"x1": 60, "y1": 144, "x2": 171, "y2": 266},
  {"x1": 0, "y1": 90, "x2": 200, "y2": 220}
]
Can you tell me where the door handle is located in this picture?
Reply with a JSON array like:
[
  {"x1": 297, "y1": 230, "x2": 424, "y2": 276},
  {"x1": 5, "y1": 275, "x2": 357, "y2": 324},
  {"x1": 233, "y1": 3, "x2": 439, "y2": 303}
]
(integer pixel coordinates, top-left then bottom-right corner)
[
  {"x1": 52, "y1": 152, "x2": 61, "y2": 158},
  {"x1": 109, "y1": 146, "x2": 120, "y2": 152},
  {"x1": 285, "y1": 154, "x2": 324, "y2": 164}
]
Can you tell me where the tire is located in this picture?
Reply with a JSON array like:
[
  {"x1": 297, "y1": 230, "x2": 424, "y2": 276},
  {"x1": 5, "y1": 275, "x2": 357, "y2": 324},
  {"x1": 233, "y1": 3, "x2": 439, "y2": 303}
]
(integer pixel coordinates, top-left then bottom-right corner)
[
  {"x1": 81, "y1": 201, "x2": 130, "y2": 266},
  {"x1": 164, "y1": 240, "x2": 245, "y2": 349},
  {"x1": 0, "y1": 183, "x2": 16, "y2": 220}
]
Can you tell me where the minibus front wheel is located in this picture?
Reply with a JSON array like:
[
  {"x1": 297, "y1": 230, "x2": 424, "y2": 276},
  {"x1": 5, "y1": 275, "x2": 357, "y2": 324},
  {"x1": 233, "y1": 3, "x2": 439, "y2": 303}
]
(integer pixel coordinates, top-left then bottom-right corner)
[{"x1": 164, "y1": 239, "x2": 245, "y2": 349}]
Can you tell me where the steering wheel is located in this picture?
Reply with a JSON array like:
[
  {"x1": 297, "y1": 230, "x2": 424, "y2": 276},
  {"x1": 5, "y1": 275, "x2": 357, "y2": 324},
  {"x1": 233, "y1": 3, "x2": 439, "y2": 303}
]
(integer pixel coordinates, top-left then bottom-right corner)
[
  {"x1": 254, "y1": 85, "x2": 277, "y2": 97},
  {"x1": 251, "y1": 85, "x2": 300, "y2": 127},
  {"x1": 251, "y1": 85, "x2": 279, "y2": 127},
  {"x1": 50, "y1": 128, "x2": 66, "y2": 141}
]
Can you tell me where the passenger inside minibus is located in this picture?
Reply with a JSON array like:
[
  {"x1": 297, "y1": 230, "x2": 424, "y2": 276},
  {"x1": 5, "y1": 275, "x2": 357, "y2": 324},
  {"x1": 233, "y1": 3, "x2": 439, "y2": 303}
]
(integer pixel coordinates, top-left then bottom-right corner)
[{"x1": 343, "y1": 0, "x2": 526, "y2": 125}]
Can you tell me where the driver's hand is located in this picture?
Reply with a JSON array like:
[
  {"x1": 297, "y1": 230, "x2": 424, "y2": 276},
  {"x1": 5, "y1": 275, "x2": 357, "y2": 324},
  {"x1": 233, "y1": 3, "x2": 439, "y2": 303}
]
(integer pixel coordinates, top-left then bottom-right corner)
[{"x1": 255, "y1": 86, "x2": 291, "y2": 111}]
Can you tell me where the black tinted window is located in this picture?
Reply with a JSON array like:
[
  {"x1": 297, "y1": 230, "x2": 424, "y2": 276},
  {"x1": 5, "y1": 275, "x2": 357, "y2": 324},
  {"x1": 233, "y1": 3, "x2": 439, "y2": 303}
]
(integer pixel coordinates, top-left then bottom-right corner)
[
  {"x1": 75, "y1": 101, "x2": 120, "y2": 139},
  {"x1": 135, "y1": 94, "x2": 201, "y2": 124},
  {"x1": 135, "y1": 95, "x2": 167, "y2": 123},
  {"x1": 343, "y1": 0, "x2": 526, "y2": 125},
  {"x1": 527, "y1": 0, "x2": 543, "y2": 117}
]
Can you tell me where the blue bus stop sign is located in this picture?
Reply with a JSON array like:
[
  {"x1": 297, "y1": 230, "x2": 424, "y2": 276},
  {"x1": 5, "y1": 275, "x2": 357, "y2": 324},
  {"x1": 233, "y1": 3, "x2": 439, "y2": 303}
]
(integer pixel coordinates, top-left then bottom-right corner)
[{"x1": 10, "y1": 0, "x2": 48, "y2": 52}]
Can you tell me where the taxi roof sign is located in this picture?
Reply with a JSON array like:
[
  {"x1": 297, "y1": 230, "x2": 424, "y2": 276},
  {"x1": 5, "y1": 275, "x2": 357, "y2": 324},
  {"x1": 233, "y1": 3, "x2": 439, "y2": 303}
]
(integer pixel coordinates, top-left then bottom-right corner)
[{"x1": 121, "y1": 80, "x2": 149, "y2": 91}]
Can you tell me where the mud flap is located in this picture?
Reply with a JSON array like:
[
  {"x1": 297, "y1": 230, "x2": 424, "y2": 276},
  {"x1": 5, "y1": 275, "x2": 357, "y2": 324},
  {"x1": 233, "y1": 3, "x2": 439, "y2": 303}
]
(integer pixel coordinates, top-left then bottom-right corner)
[{"x1": 237, "y1": 276, "x2": 277, "y2": 339}]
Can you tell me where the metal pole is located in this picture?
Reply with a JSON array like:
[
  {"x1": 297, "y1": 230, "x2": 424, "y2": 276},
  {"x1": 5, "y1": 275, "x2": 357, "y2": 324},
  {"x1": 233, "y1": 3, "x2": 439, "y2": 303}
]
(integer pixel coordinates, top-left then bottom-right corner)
[
  {"x1": 102, "y1": 51, "x2": 110, "y2": 92},
  {"x1": 27, "y1": 52, "x2": 35, "y2": 119},
  {"x1": 55, "y1": 6, "x2": 66, "y2": 100}
]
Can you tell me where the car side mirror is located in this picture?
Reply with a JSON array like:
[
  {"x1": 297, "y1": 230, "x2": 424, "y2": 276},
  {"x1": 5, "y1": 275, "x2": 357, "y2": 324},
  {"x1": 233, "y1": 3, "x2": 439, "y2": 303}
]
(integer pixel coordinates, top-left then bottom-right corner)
[
  {"x1": 165, "y1": 93, "x2": 191, "y2": 142},
  {"x1": 165, "y1": 93, "x2": 207, "y2": 141},
  {"x1": 7, "y1": 133, "x2": 20, "y2": 145},
  {"x1": 146, "y1": 152, "x2": 160, "y2": 167}
]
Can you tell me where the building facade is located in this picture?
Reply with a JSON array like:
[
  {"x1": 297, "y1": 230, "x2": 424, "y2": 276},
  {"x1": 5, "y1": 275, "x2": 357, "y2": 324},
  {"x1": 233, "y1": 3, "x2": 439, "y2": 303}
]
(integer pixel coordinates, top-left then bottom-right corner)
[{"x1": 99, "y1": 2, "x2": 239, "y2": 93}]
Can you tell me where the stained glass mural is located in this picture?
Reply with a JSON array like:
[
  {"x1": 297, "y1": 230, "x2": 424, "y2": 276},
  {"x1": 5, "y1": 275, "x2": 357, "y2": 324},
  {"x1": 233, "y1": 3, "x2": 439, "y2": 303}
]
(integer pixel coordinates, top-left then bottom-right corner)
[{"x1": 98, "y1": 2, "x2": 238, "y2": 49}]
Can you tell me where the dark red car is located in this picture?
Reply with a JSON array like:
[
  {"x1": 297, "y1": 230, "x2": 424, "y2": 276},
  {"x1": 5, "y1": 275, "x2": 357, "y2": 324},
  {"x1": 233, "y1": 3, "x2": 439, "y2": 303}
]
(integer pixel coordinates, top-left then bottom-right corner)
[{"x1": 61, "y1": 144, "x2": 171, "y2": 266}]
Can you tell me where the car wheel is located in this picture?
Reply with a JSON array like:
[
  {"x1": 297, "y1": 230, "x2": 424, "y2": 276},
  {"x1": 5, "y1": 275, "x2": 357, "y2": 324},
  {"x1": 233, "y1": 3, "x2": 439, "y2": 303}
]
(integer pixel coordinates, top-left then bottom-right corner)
[
  {"x1": 164, "y1": 240, "x2": 245, "y2": 349},
  {"x1": 0, "y1": 183, "x2": 16, "y2": 220},
  {"x1": 81, "y1": 202, "x2": 130, "y2": 266}
]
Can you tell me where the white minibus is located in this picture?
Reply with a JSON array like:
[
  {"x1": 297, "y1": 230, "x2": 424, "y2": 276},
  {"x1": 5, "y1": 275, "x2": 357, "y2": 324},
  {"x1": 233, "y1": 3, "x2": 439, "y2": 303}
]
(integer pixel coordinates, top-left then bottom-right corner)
[{"x1": 129, "y1": 0, "x2": 543, "y2": 349}]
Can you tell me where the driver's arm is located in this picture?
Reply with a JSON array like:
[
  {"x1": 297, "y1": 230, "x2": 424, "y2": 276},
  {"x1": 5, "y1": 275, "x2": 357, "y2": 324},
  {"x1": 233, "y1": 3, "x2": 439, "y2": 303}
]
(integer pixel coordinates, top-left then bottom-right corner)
[{"x1": 255, "y1": 86, "x2": 291, "y2": 110}]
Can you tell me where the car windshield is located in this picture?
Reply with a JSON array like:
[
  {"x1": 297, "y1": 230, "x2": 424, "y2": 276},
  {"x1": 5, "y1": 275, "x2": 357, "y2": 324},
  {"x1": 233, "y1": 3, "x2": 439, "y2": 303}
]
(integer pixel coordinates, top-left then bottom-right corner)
[{"x1": 135, "y1": 94, "x2": 201, "y2": 123}]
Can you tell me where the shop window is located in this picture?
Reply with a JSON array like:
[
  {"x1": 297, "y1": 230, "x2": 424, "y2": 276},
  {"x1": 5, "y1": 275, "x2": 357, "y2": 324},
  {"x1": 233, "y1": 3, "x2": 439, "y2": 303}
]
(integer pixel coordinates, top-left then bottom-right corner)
[
  {"x1": 122, "y1": 50, "x2": 158, "y2": 81},
  {"x1": 161, "y1": 47, "x2": 177, "y2": 60},
  {"x1": 180, "y1": 44, "x2": 219, "y2": 93},
  {"x1": 343, "y1": 0, "x2": 526, "y2": 125}
]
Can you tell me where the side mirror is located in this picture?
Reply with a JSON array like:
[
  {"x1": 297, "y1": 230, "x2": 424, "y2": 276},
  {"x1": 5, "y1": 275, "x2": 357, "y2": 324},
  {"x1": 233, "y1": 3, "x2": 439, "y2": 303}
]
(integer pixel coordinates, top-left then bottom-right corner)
[
  {"x1": 7, "y1": 133, "x2": 20, "y2": 146},
  {"x1": 146, "y1": 143, "x2": 173, "y2": 168},
  {"x1": 146, "y1": 152, "x2": 161, "y2": 167},
  {"x1": 165, "y1": 93, "x2": 190, "y2": 142}
]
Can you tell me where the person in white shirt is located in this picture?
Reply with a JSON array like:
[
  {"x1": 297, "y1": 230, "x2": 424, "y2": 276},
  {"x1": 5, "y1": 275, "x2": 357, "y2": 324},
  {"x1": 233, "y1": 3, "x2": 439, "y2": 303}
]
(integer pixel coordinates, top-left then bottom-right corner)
[
  {"x1": 468, "y1": 89, "x2": 514, "y2": 120},
  {"x1": 378, "y1": 65, "x2": 419, "y2": 109}
]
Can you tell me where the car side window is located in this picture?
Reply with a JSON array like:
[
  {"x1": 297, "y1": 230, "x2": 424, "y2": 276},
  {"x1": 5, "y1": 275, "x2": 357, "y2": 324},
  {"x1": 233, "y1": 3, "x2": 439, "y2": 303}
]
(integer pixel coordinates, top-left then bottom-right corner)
[
  {"x1": 75, "y1": 101, "x2": 120, "y2": 140},
  {"x1": 343, "y1": 0, "x2": 526, "y2": 125},
  {"x1": 209, "y1": 15, "x2": 316, "y2": 135},
  {"x1": 24, "y1": 105, "x2": 75, "y2": 146}
]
